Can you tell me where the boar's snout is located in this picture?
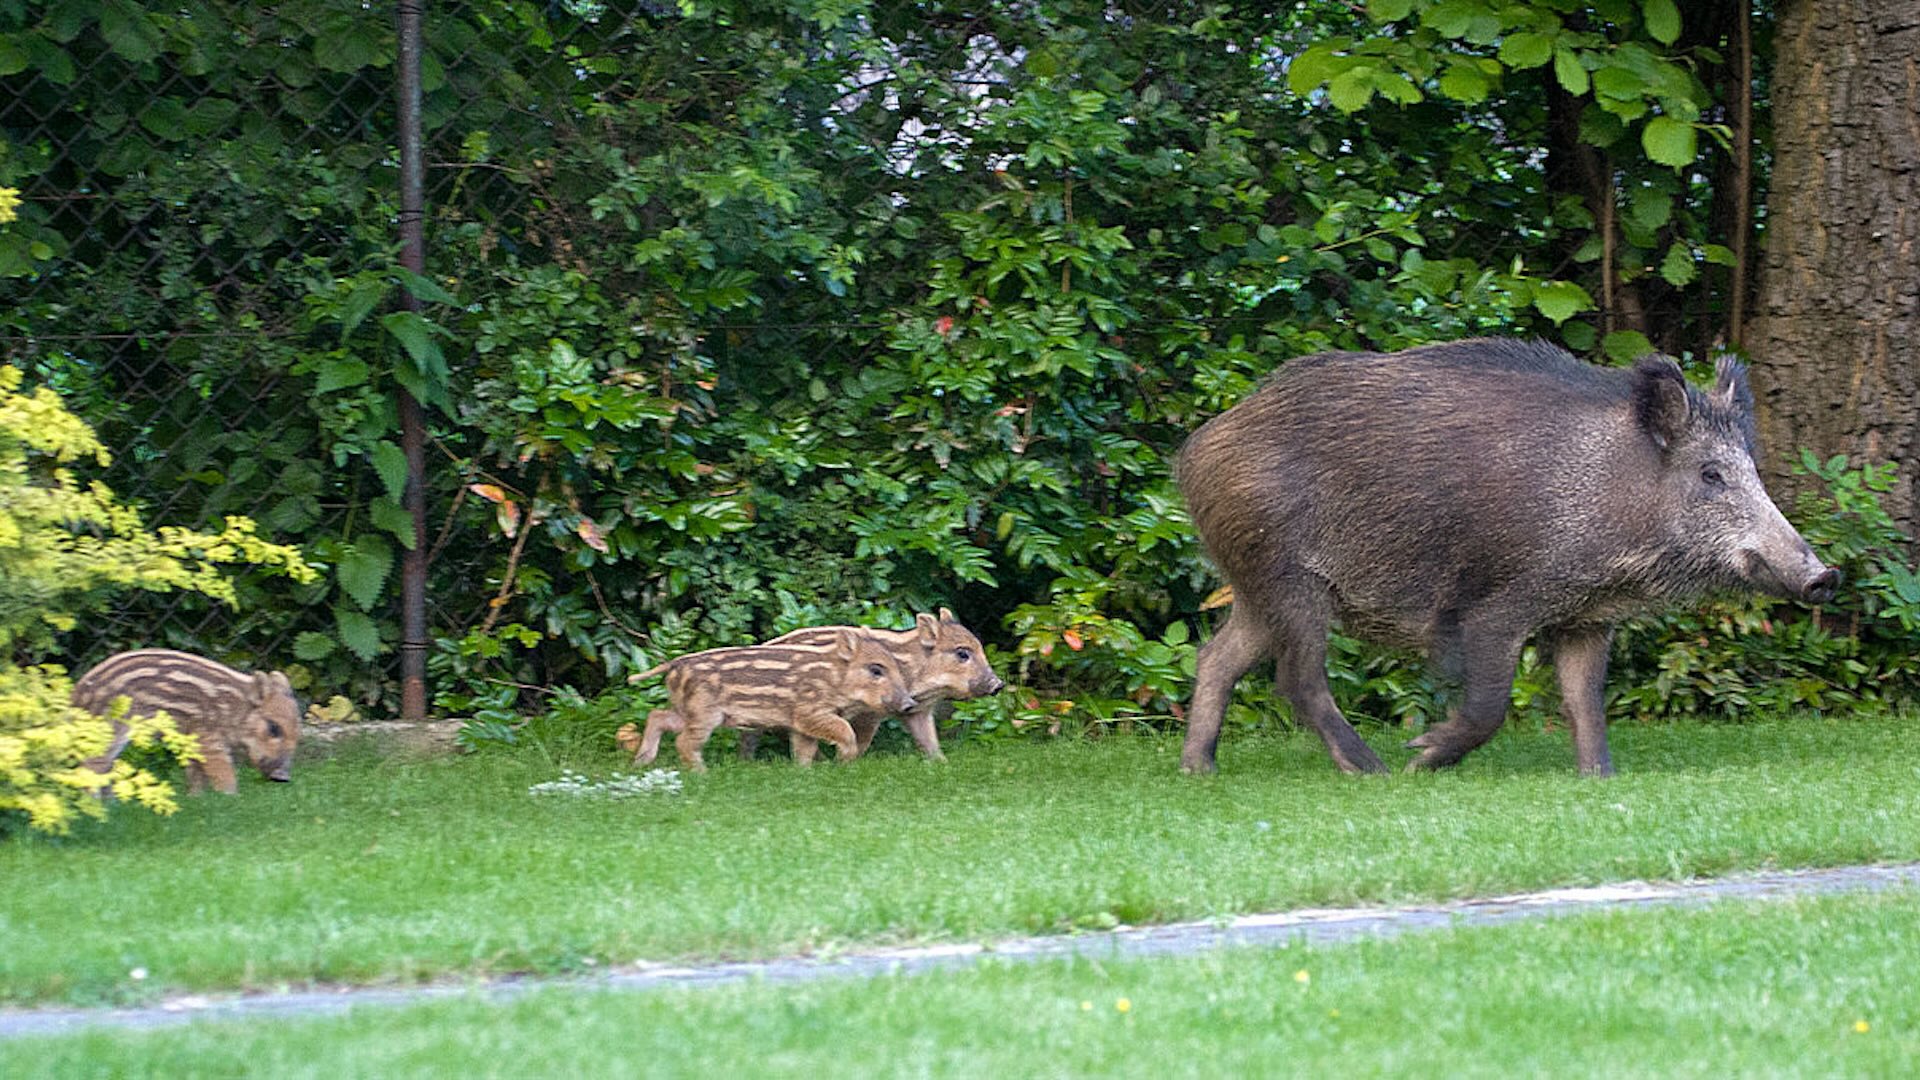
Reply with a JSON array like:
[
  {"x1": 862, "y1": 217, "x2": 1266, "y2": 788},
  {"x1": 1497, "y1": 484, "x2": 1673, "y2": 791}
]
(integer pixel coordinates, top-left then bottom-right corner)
[
  {"x1": 266, "y1": 760, "x2": 292, "y2": 782},
  {"x1": 1803, "y1": 566, "x2": 1841, "y2": 605},
  {"x1": 982, "y1": 674, "x2": 1005, "y2": 695},
  {"x1": 895, "y1": 693, "x2": 920, "y2": 714}
]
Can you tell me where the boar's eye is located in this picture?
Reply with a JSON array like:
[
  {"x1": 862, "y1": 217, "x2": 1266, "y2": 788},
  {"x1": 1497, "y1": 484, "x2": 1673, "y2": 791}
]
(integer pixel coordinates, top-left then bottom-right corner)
[
  {"x1": 266, "y1": 720, "x2": 285, "y2": 738},
  {"x1": 954, "y1": 647, "x2": 972, "y2": 662},
  {"x1": 867, "y1": 663, "x2": 886, "y2": 678},
  {"x1": 1700, "y1": 463, "x2": 1727, "y2": 488}
]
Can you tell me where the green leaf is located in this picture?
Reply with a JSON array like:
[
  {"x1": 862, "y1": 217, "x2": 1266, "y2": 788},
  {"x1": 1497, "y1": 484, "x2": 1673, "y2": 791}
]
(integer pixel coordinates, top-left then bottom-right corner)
[
  {"x1": 1659, "y1": 242, "x2": 1697, "y2": 287},
  {"x1": 1532, "y1": 281, "x2": 1595, "y2": 324},
  {"x1": 395, "y1": 269, "x2": 457, "y2": 306},
  {"x1": 99, "y1": 0, "x2": 161, "y2": 63},
  {"x1": 1286, "y1": 43, "x2": 1346, "y2": 96},
  {"x1": 382, "y1": 311, "x2": 450, "y2": 393},
  {"x1": 1629, "y1": 186, "x2": 1672, "y2": 230},
  {"x1": 1553, "y1": 48, "x2": 1590, "y2": 95},
  {"x1": 548, "y1": 339, "x2": 590, "y2": 384},
  {"x1": 334, "y1": 608, "x2": 384, "y2": 662},
  {"x1": 1641, "y1": 115, "x2": 1697, "y2": 168},
  {"x1": 1701, "y1": 243, "x2": 1738, "y2": 266},
  {"x1": 293, "y1": 632, "x2": 338, "y2": 661},
  {"x1": 369, "y1": 440, "x2": 409, "y2": 500},
  {"x1": 337, "y1": 535, "x2": 395, "y2": 611},
  {"x1": 314, "y1": 357, "x2": 369, "y2": 394},
  {"x1": 136, "y1": 98, "x2": 188, "y2": 140},
  {"x1": 1499, "y1": 32, "x2": 1554, "y2": 70},
  {"x1": 1327, "y1": 68, "x2": 1376, "y2": 113},
  {"x1": 340, "y1": 281, "x2": 384, "y2": 338},
  {"x1": 1369, "y1": 0, "x2": 1413, "y2": 21},
  {"x1": 1642, "y1": 0, "x2": 1681, "y2": 45},
  {"x1": 1603, "y1": 330, "x2": 1656, "y2": 363},
  {"x1": 1439, "y1": 62, "x2": 1493, "y2": 103},
  {"x1": 371, "y1": 496, "x2": 419, "y2": 549},
  {"x1": 0, "y1": 35, "x2": 29, "y2": 76}
]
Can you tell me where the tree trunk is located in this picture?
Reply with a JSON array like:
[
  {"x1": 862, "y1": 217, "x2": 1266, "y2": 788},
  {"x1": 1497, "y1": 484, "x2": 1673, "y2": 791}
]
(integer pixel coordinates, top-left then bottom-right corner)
[{"x1": 1749, "y1": 0, "x2": 1920, "y2": 531}]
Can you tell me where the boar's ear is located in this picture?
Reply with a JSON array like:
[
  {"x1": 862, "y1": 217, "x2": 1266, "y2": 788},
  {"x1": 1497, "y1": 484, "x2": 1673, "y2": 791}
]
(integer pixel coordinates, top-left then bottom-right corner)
[
  {"x1": 832, "y1": 628, "x2": 858, "y2": 662},
  {"x1": 915, "y1": 613, "x2": 941, "y2": 648},
  {"x1": 250, "y1": 671, "x2": 278, "y2": 705},
  {"x1": 1709, "y1": 354, "x2": 1754, "y2": 414},
  {"x1": 1631, "y1": 355, "x2": 1692, "y2": 451},
  {"x1": 938, "y1": 607, "x2": 957, "y2": 624}
]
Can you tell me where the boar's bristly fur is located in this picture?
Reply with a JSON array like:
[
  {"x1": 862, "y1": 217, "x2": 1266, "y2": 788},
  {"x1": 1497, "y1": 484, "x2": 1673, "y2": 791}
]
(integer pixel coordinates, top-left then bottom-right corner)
[
  {"x1": 626, "y1": 629, "x2": 916, "y2": 771},
  {"x1": 751, "y1": 607, "x2": 1004, "y2": 763},
  {"x1": 1176, "y1": 338, "x2": 1838, "y2": 777},
  {"x1": 72, "y1": 648, "x2": 301, "y2": 794}
]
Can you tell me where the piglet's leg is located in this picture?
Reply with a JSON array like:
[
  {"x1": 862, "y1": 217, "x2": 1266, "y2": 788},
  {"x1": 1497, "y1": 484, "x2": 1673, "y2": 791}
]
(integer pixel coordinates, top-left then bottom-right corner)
[
  {"x1": 194, "y1": 745, "x2": 239, "y2": 795},
  {"x1": 897, "y1": 707, "x2": 946, "y2": 762},
  {"x1": 787, "y1": 709, "x2": 858, "y2": 763},
  {"x1": 787, "y1": 732, "x2": 820, "y2": 766}
]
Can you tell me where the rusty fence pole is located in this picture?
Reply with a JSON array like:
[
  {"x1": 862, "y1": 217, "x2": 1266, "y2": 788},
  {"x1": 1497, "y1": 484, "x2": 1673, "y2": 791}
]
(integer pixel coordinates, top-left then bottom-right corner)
[{"x1": 395, "y1": 0, "x2": 429, "y2": 721}]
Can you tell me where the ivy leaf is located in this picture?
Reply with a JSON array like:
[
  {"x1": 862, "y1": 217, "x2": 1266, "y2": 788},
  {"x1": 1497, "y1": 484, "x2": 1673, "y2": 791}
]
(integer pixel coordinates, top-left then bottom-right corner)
[
  {"x1": 1641, "y1": 115, "x2": 1697, "y2": 168},
  {"x1": 334, "y1": 607, "x2": 384, "y2": 662},
  {"x1": 1642, "y1": 0, "x2": 1682, "y2": 46},
  {"x1": 337, "y1": 535, "x2": 394, "y2": 612}
]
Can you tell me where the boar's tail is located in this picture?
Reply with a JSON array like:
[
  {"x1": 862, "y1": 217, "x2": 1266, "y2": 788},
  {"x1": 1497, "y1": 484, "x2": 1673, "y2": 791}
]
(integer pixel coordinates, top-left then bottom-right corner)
[{"x1": 625, "y1": 662, "x2": 672, "y2": 685}]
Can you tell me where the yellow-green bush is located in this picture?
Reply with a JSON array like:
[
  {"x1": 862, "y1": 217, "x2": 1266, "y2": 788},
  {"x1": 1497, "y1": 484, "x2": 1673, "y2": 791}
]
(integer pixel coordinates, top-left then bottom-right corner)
[{"x1": 1, "y1": 365, "x2": 315, "y2": 834}]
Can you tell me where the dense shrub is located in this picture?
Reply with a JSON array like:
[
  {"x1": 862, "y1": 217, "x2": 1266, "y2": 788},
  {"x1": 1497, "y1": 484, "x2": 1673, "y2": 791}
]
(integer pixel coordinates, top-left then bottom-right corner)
[{"x1": 0, "y1": 366, "x2": 314, "y2": 834}]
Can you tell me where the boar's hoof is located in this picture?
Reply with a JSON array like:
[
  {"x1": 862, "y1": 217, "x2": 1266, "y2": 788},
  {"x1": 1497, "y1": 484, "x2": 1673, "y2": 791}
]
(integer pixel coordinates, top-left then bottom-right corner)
[{"x1": 1178, "y1": 755, "x2": 1218, "y2": 776}]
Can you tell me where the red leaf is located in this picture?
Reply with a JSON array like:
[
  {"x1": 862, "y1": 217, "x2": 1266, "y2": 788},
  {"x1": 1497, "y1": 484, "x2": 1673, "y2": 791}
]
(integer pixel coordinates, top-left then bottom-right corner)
[
  {"x1": 469, "y1": 483, "x2": 509, "y2": 504},
  {"x1": 576, "y1": 516, "x2": 609, "y2": 553},
  {"x1": 495, "y1": 500, "x2": 520, "y2": 538},
  {"x1": 934, "y1": 315, "x2": 955, "y2": 337},
  {"x1": 1062, "y1": 629, "x2": 1084, "y2": 651}
]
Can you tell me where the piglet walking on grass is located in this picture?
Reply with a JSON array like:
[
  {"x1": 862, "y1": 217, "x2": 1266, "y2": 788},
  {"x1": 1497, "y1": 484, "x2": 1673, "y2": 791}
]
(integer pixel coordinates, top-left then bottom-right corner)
[
  {"x1": 1176, "y1": 339, "x2": 1838, "y2": 777},
  {"x1": 624, "y1": 629, "x2": 916, "y2": 771}
]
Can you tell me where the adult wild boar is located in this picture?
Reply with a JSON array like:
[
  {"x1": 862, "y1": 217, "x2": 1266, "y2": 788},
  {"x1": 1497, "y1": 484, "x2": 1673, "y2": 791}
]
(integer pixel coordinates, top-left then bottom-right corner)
[{"x1": 1176, "y1": 338, "x2": 1838, "y2": 777}]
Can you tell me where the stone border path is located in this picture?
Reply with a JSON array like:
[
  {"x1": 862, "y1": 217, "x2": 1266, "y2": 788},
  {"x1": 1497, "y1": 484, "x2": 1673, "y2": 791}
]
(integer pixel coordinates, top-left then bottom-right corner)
[{"x1": 7, "y1": 862, "x2": 1918, "y2": 1039}]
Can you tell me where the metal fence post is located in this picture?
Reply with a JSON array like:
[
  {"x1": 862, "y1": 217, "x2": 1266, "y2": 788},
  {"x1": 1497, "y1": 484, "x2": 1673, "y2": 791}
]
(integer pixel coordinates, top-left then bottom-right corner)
[{"x1": 396, "y1": 0, "x2": 430, "y2": 721}]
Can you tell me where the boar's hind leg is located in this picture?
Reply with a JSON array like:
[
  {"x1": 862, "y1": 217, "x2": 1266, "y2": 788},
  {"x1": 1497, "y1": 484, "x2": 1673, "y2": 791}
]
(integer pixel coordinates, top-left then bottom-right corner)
[
  {"x1": 736, "y1": 729, "x2": 761, "y2": 762},
  {"x1": 674, "y1": 707, "x2": 724, "y2": 772},
  {"x1": 1406, "y1": 628, "x2": 1524, "y2": 771},
  {"x1": 1181, "y1": 607, "x2": 1270, "y2": 774},
  {"x1": 635, "y1": 708, "x2": 683, "y2": 766},
  {"x1": 1275, "y1": 634, "x2": 1387, "y2": 775},
  {"x1": 1551, "y1": 625, "x2": 1615, "y2": 777},
  {"x1": 192, "y1": 745, "x2": 239, "y2": 795}
]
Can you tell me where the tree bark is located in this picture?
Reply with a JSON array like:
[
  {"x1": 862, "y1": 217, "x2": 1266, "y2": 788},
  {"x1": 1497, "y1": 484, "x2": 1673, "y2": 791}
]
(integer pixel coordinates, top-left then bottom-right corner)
[{"x1": 1749, "y1": 0, "x2": 1920, "y2": 531}]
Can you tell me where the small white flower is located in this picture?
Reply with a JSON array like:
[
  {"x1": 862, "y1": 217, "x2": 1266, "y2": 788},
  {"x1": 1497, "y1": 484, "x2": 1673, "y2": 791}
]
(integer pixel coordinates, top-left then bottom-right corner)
[{"x1": 129, "y1": 967, "x2": 148, "y2": 981}]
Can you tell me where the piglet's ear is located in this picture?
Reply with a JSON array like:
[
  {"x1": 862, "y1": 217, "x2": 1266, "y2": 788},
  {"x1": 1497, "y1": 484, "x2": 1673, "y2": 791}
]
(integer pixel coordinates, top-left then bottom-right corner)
[
  {"x1": 1709, "y1": 354, "x2": 1753, "y2": 414},
  {"x1": 1631, "y1": 355, "x2": 1691, "y2": 451},
  {"x1": 250, "y1": 671, "x2": 278, "y2": 705},
  {"x1": 832, "y1": 628, "x2": 858, "y2": 662},
  {"x1": 915, "y1": 613, "x2": 940, "y2": 648}
]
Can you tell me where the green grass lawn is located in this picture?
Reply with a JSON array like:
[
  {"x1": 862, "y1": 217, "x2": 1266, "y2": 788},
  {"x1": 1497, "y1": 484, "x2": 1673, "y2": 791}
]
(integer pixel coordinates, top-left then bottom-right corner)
[
  {"x1": 3, "y1": 712, "x2": 1919, "y2": 1007},
  {"x1": 13, "y1": 889, "x2": 1919, "y2": 1077}
]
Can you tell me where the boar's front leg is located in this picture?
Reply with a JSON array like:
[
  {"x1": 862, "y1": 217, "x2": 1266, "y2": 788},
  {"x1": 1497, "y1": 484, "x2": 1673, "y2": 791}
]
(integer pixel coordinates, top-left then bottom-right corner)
[
  {"x1": 191, "y1": 744, "x2": 239, "y2": 795},
  {"x1": 1550, "y1": 624, "x2": 1615, "y2": 777},
  {"x1": 674, "y1": 706, "x2": 726, "y2": 772},
  {"x1": 787, "y1": 709, "x2": 858, "y2": 765},
  {"x1": 1406, "y1": 622, "x2": 1526, "y2": 771},
  {"x1": 891, "y1": 707, "x2": 947, "y2": 762}
]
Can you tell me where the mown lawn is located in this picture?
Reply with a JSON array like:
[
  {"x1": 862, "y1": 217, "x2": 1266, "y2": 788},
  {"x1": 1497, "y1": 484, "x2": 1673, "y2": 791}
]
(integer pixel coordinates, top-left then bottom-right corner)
[
  {"x1": 3, "y1": 712, "x2": 1919, "y2": 1007},
  {"x1": 13, "y1": 889, "x2": 1919, "y2": 1077}
]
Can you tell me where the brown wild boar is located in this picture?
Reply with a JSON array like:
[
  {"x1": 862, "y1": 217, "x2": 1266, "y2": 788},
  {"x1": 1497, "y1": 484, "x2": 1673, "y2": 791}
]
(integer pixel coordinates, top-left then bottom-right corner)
[
  {"x1": 72, "y1": 649, "x2": 301, "y2": 794},
  {"x1": 624, "y1": 629, "x2": 916, "y2": 771},
  {"x1": 1176, "y1": 339, "x2": 1838, "y2": 777},
  {"x1": 747, "y1": 608, "x2": 1004, "y2": 763}
]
